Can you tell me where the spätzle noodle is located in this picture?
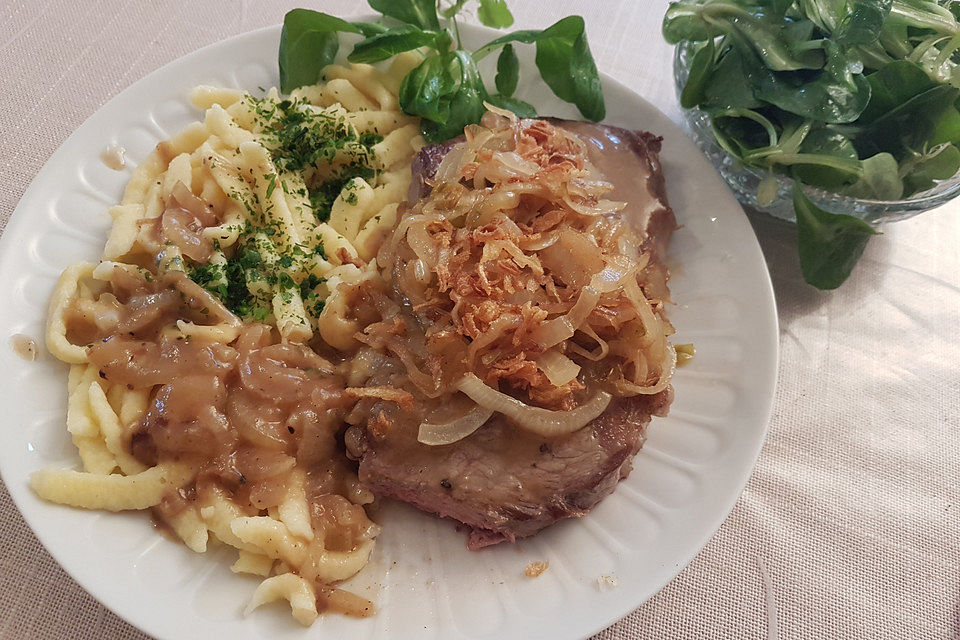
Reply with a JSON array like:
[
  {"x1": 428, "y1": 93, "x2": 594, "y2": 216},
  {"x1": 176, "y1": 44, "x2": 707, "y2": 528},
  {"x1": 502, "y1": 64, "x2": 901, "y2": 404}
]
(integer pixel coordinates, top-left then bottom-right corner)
[
  {"x1": 29, "y1": 464, "x2": 190, "y2": 511},
  {"x1": 35, "y1": 55, "x2": 424, "y2": 623},
  {"x1": 244, "y1": 573, "x2": 319, "y2": 626}
]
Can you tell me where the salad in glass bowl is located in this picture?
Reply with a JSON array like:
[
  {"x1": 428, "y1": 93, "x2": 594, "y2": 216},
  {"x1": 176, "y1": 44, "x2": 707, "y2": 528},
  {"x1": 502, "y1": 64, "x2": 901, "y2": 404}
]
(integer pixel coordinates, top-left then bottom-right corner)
[{"x1": 664, "y1": 0, "x2": 960, "y2": 288}]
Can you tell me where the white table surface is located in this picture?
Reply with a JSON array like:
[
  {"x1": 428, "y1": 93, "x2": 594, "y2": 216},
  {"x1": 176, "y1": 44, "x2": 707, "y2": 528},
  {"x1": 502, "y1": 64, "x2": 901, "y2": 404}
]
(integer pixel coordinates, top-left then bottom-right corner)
[{"x1": 1, "y1": 1, "x2": 958, "y2": 638}]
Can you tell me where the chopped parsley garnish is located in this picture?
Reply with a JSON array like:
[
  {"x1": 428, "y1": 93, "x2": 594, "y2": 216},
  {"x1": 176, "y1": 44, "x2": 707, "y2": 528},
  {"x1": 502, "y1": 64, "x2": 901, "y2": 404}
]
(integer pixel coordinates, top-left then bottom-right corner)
[
  {"x1": 309, "y1": 162, "x2": 376, "y2": 222},
  {"x1": 299, "y1": 273, "x2": 324, "y2": 300},
  {"x1": 187, "y1": 93, "x2": 376, "y2": 324},
  {"x1": 276, "y1": 272, "x2": 297, "y2": 290},
  {"x1": 238, "y1": 250, "x2": 262, "y2": 270},
  {"x1": 243, "y1": 95, "x2": 383, "y2": 223},
  {"x1": 189, "y1": 250, "x2": 269, "y2": 321}
]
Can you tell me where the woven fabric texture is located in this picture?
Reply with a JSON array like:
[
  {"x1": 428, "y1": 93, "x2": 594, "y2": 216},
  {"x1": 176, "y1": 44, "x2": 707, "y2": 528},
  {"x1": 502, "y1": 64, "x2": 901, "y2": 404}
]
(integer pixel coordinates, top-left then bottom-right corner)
[{"x1": 0, "y1": 1, "x2": 957, "y2": 638}]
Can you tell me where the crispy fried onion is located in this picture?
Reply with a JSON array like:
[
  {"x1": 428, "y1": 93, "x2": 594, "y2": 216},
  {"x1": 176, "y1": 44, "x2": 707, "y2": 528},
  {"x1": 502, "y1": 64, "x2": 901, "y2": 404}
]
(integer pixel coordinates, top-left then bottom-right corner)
[
  {"x1": 372, "y1": 112, "x2": 674, "y2": 444},
  {"x1": 345, "y1": 386, "x2": 414, "y2": 409}
]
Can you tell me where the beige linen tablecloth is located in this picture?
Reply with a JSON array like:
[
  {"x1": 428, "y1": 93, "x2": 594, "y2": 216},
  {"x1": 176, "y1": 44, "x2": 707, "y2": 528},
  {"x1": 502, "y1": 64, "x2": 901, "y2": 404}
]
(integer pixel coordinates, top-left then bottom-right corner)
[{"x1": 1, "y1": 1, "x2": 958, "y2": 638}]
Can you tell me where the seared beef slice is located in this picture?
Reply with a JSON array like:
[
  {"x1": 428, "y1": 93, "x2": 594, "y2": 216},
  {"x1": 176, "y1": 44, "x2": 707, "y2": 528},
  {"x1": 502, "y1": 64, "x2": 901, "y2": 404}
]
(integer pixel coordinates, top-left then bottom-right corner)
[{"x1": 354, "y1": 121, "x2": 677, "y2": 549}]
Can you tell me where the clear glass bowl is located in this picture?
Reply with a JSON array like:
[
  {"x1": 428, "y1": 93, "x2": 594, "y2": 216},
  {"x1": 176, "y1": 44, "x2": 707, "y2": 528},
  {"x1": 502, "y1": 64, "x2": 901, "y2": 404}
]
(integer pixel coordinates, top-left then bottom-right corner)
[{"x1": 673, "y1": 42, "x2": 960, "y2": 224}]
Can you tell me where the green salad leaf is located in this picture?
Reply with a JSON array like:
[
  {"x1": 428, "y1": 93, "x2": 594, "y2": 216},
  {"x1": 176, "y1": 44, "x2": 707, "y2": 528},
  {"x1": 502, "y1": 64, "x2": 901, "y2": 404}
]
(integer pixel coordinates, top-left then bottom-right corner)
[
  {"x1": 474, "y1": 16, "x2": 605, "y2": 120},
  {"x1": 478, "y1": 0, "x2": 515, "y2": 28},
  {"x1": 279, "y1": 10, "x2": 362, "y2": 92},
  {"x1": 855, "y1": 84, "x2": 959, "y2": 156},
  {"x1": 842, "y1": 152, "x2": 902, "y2": 199},
  {"x1": 680, "y1": 38, "x2": 714, "y2": 109},
  {"x1": 398, "y1": 53, "x2": 458, "y2": 123},
  {"x1": 348, "y1": 26, "x2": 451, "y2": 64},
  {"x1": 901, "y1": 143, "x2": 960, "y2": 194},
  {"x1": 663, "y1": 2, "x2": 715, "y2": 43},
  {"x1": 401, "y1": 51, "x2": 489, "y2": 143},
  {"x1": 749, "y1": 41, "x2": 872, "y2": 124},
  {"x1": 279, "y1": 2, "x2": 605, "y2": 143},
  {"x1": 532, "y1": 17, "x2": 605, "y2": 121},
  {"x1": 793, "y1": 127, "x2": 860, "y2": 189},
  {"x1": 484, "y1": 93, "x2": 536, "y2": 117},
  {"x1": 930, "y1": 104, "x2": 960, "y2": 146},
  {"x1": 857, "y1": 59, "x2": 936, "y2": 124},
  {"x1": 368, "y1": 0, "x2": 440, "y2": 30},
  {"x1": 495, "y1": 44, "x2": 520, "y2": 96},
  {"x1": 422, "y1": 52, "x2": 489, "y2": 142},
  {"x1": 794, "y1": 185, "x2": 879, "y2": 289},
  {"x1": 441, "y1": 0, "x2": 470, "y2": 19},
  {"x1": 666, "y1": 0, "x2": 960, "y2": 288},
  {"x1": 834, "y1": 0, "x2": 892, "y2": 45},
  {"x1": 702, "y1": 48, "x2": 762, "y2": 109}
]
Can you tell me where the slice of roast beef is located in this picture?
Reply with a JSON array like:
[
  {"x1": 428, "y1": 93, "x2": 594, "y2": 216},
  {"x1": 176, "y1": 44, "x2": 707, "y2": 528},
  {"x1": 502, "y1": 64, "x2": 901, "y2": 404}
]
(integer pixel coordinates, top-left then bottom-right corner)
[
  {"x1": 353, "y1": 390, "x2": 673, "y2": 550},
  {"x1": 353, "y1": 120, "x2": 677, "y2": 549}
]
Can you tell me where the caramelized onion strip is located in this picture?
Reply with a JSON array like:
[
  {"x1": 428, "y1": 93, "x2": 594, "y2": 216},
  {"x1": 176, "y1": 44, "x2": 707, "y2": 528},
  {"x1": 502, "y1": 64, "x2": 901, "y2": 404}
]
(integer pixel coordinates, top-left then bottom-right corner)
[
  {"x1": 529, "y1": 286, "x2": 600, "y2": 350},
  {"x1": 406, "y1": 220, "x2": 440, "y2": 268},
  {"x1": 535, "y1": 349, "x2": 581, "y2": 386},
  {"x1": 456, "y1": 374, "x2": 610, "y2": 437},
  {"x1": 345, "y1": 386, "x2": 414, "y2": 408},
  {"x1": 569, "y1": 325, "x2": 610, "y2": 361},
  {"x1": 171, "y1": 274, "x2": 241, "y2": 326},
  {"x1": 417, "y1": 404, "x2": 494, "y2": 446},
  {"x1": 468, "y1": 314, "x2": 520, "y2": 366}
]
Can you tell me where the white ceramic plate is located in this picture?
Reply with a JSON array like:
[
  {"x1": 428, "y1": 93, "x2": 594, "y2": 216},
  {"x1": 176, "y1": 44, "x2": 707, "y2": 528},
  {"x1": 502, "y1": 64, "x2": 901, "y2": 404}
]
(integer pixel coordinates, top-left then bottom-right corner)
[{"x1": 0, "y1": 22, "x2": 778, "y2": 640}]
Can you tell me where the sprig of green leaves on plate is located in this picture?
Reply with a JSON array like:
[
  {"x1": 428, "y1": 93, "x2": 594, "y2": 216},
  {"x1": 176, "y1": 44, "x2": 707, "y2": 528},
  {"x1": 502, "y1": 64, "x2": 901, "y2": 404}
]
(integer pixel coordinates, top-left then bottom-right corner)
[
  {"x1": 279, "y1": 0, "x2": 605, "y2": 144},
  {"x1": 664, "y1": 0, "x2": 960, "y2": 289}
]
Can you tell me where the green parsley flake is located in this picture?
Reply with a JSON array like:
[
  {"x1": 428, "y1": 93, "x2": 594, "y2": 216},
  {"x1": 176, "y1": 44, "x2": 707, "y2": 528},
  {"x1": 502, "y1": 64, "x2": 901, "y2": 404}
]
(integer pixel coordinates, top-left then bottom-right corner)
[
  {"x1": 265, "y1": 174, "x2": 277, "y2": 199},
  {"x1": 186, "y1": 94, "x2": 383, "y2": 326}
]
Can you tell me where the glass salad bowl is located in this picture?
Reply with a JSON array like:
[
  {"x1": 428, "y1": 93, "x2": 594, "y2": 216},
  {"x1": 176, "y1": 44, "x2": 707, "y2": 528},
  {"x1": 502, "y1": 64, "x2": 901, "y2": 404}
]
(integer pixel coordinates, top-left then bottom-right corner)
[{"x1": 672, "y1": 42, "x2": 960, "y2": 225}]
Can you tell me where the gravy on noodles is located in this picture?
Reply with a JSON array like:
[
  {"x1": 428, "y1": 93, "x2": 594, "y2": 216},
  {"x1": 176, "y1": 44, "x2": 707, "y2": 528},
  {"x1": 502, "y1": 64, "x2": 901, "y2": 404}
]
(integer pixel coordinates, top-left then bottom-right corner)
[{"x1": 65, "y1": 266, "x2": 383, "y2": 616}]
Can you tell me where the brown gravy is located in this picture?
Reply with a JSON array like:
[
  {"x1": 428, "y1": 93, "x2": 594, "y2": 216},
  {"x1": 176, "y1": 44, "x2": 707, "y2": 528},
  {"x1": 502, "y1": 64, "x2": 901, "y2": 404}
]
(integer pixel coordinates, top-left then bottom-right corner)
[
  {"x1": 72, "y1": 271, "x2": 379, "y2": 616},
  {"x1": 9, "y1": 334, "x2": 38, "y2": 361}
]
